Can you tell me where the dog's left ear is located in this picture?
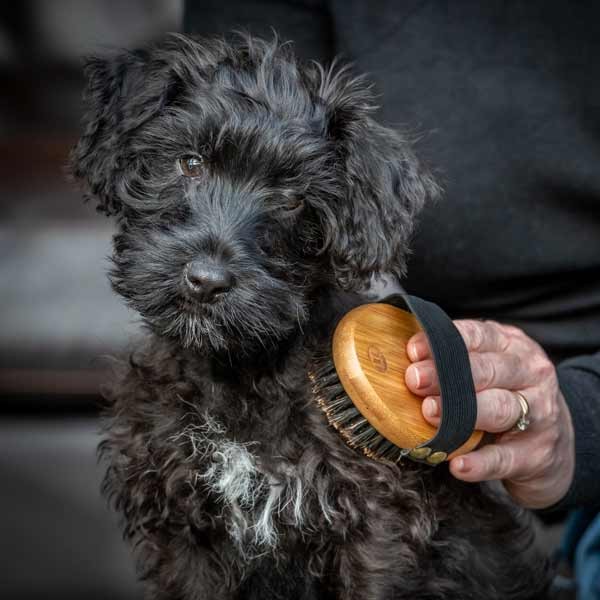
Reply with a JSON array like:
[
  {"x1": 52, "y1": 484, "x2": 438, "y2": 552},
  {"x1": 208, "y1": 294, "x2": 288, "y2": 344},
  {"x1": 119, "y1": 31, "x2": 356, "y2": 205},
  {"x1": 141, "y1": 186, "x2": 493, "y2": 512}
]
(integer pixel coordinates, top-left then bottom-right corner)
[
  {"x1": 70, "y1": 48, "x2": 182, "y2": 215},
  {"x1": 317, "y1": 69, "x2": 440, "y2": 289}
]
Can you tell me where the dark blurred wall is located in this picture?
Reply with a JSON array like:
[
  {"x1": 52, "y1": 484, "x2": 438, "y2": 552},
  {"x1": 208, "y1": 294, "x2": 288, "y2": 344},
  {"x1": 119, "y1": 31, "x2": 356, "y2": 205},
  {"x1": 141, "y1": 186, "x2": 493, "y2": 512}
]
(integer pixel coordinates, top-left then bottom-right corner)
[
  {"x1": 0, "y1": 3, "x2": 182, "y2": 599},
  {"x1": 0, "y1": 0, "x2": 182, "y2": 133}
]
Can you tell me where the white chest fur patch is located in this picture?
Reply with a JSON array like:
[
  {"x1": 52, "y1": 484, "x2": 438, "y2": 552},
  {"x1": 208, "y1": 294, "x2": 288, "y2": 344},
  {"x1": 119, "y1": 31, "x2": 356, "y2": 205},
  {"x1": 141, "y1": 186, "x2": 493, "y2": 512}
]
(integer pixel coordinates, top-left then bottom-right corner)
[{"x1": 170, "y1": 414, "x2": 306, "y2": 559}]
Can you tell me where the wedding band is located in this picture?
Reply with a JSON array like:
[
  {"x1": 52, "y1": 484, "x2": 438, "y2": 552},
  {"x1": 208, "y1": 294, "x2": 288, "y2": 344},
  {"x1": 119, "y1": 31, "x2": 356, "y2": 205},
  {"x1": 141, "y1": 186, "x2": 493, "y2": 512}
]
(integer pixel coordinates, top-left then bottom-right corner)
[{"x1": 511, "y1": 391, "x2": 531, "y2": 432}]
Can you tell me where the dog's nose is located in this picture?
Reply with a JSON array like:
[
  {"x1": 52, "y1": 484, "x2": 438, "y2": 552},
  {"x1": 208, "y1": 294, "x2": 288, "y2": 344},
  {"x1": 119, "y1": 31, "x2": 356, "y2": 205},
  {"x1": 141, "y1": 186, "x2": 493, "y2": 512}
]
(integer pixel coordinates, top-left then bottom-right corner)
[{"x1": 184, "y1": 261, "x2": 234, "y2": 302}]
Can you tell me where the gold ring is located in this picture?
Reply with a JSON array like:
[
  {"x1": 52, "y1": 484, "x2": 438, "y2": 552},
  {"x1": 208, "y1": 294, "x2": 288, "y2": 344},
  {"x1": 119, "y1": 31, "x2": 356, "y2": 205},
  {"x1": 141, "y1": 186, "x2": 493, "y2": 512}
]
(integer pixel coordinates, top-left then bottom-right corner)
[{"x1": 511, "y1": 391, "x2": 531, "y2": 432}]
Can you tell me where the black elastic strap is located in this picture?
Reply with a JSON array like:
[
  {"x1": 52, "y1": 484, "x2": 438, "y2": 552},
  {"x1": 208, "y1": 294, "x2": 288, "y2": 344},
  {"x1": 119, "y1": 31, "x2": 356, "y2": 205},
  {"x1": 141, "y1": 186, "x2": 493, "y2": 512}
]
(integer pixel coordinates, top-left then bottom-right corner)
[{"x1": 383, "y1": 293, "x2": 478, "y2": 460}]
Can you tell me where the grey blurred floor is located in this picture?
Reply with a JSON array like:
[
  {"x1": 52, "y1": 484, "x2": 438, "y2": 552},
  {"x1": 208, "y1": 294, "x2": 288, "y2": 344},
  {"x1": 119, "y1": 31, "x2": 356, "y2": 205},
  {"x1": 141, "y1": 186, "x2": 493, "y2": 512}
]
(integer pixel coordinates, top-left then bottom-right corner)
[{"x1": 0, "y1": 417, "x2": 143, "y2": 600}]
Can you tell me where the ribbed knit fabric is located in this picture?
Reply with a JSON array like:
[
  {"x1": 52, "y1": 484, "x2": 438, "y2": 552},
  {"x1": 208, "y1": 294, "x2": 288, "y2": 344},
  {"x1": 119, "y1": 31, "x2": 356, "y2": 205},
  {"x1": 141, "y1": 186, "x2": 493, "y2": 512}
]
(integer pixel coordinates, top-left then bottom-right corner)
[
  {"x1": 388, "y1": 294, "x2": 478, "y2": 456},
  {"x1": 550, "y1": 354, "x2": 600, "y2": 511}
]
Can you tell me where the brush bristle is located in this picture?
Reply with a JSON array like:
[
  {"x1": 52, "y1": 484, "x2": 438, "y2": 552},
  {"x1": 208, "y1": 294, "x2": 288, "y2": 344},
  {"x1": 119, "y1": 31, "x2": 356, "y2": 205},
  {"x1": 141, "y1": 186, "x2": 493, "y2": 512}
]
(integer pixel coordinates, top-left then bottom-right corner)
[{"x1": 309, "y1": 355, "x2": 409, "y2": 464}]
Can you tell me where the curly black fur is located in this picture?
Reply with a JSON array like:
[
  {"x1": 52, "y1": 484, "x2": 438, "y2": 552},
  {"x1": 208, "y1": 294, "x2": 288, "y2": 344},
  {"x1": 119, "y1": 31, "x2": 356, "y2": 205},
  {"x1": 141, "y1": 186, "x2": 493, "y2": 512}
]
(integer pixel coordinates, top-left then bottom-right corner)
[{"x1": 71, "y1": 33, "x2": 550, "y2": 599}]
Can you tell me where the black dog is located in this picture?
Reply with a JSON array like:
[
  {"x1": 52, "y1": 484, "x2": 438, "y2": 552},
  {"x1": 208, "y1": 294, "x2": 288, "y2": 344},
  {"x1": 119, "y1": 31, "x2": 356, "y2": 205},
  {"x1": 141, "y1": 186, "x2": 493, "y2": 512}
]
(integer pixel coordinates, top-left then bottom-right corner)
[{"x1": 72, "y1": 34, "x2": 549, "y2": 599}]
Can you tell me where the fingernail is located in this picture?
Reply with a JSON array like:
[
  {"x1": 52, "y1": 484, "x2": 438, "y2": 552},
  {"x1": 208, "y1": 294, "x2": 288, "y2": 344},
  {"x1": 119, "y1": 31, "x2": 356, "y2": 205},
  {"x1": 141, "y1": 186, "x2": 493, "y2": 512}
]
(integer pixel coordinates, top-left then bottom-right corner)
[
  {"x1": 414, "y1": 366, "x2": 433, "y2": 389},
  {"x1": 454, "y1": 457, "x2": 470, "y2": 473},
  {"x1": 407, "y1": 341, "x2": 427, "y2": 361},
  {"x1": 423, "y1": 397, "x2": 439, "y2": 418}
]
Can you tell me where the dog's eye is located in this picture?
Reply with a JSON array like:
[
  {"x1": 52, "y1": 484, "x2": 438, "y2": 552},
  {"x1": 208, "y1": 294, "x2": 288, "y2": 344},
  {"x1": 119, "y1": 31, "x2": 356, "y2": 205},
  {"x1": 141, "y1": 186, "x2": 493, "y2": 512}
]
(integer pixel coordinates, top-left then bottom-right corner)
[
  {"x1": 178, "y1": 155, "x2": 204, "y2": 178},
  {"x1": 283, "y1": 198, "x2": 304, "y2": 215}
]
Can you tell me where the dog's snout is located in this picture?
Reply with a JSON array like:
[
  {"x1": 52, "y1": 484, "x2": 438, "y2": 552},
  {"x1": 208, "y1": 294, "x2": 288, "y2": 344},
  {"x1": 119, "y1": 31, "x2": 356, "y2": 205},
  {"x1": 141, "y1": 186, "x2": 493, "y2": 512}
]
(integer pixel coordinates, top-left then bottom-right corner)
[{"x1": 184, "y1": 260, "x2": 234, "y2": 302}]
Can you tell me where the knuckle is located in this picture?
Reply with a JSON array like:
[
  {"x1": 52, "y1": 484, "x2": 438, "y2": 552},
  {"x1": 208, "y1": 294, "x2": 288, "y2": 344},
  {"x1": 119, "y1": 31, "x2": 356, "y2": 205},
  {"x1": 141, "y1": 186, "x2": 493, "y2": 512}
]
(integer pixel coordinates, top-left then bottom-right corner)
[
  {"x1": 532, "y1": 442, "x2": 555, "y2": 473},
  {"x1": 462, "y1": 320, "x2": 484, "y2": 351},
  {"x1": 495, "y1": 392, "x2": 518, "y2": 429},
  {"x1": 547, "y1": 401, "x2": 561, "y2": 427},
  {"x1": 485, "y1": 320, "x2": 510, "y2": 351},
  {"x1": 544, "y1": 424, "x2": 561, "y2": 449},
  {"x1": 539, "y1": 395, "x2": 561, "y2": 427},
  {"x1": 490, "y1": 446, "x2": 514, "y2": 478},
  {"x1": 478, "y1": 355, "x2": 497, "y2": 389},
  {"x1": 482, "y1": 449, "x2": 498, "y2": 476},
  {"x1": 502, "y1": 324, "x2": 525, "y2": 338},
  {"x1": 497, "y1": 330, "x2": 511, "y2": 352},
  {"x1": 533, "y1": 356, "x2": 555, "y2": 380},
  {"x1": 500, "y1": 449, "x2": 516, "y2": 478}
]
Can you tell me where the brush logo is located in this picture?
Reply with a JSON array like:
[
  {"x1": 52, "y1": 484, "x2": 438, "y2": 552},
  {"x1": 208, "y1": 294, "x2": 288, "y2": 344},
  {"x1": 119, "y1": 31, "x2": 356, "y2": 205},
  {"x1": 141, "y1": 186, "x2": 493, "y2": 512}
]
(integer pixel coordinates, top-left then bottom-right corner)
[{"x1": 367, "y1": 344, "x2": 388, "y2": 373}]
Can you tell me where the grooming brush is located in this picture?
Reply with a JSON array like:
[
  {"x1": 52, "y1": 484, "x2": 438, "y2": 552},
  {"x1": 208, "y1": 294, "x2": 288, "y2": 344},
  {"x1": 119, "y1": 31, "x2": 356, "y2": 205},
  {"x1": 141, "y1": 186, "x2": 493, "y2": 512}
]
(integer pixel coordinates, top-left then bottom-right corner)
[{"x1": 310, "y1": 294, "x2": 483, "y2": 465}]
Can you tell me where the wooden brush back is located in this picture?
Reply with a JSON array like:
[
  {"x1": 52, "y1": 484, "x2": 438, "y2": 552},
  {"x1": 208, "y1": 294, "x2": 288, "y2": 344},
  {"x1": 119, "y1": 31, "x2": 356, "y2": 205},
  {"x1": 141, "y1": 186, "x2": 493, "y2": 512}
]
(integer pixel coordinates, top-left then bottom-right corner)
[{"x1": 332, "y1": 303, "x2": 483, "y2": 459}]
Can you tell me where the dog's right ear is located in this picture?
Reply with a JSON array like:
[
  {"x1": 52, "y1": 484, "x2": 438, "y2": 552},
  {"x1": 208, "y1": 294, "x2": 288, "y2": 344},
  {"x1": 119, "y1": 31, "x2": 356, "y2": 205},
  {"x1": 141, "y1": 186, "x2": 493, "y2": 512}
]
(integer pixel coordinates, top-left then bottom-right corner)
[
  {"x1": 70, "y1": 49, "x2": 180, "y2": 215},
  {"x1": 70, "y1": 52, "x2": 142, "y2": 215}
]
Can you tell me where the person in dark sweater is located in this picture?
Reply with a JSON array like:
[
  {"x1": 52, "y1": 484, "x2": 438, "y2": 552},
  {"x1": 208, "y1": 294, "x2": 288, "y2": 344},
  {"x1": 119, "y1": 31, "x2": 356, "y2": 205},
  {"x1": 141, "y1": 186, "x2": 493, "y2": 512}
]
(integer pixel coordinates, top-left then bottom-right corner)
[{"x1": 183, "y1": 0, "x2": 600, "y2": 511}]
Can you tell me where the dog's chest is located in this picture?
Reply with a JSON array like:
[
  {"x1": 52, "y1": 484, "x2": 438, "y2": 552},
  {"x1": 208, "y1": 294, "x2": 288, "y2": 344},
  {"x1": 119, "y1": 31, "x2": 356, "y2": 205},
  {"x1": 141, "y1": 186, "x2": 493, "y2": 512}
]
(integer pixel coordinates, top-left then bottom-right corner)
[
  {"x1": 173, "y1": 352, "x2": 350, "y2": 558},
  {"x1": 173, "y1": 407, "x2": 319, "y2": 560}
]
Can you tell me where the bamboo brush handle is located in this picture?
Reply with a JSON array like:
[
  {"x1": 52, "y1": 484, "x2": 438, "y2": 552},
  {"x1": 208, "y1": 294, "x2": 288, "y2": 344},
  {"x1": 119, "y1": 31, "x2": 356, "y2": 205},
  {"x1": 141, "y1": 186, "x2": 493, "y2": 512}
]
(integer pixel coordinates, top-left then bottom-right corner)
[{"x1": 332, "y1": 303, "x2": 483, "y2": 460}]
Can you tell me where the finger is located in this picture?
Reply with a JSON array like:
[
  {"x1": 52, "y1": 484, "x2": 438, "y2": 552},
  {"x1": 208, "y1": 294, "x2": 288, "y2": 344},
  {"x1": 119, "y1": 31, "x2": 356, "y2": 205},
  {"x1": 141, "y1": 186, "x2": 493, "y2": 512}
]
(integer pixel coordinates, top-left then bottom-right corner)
[
  {"x1": 421, "y1": 388, "x2": 524, "y2": 433},
  {"x1": 421, "y1": 395, "x2": 441, "y2": 425},
  {"x1": 407, "y1": 320, "x2": 512, "y2": 362},
  {"x1": 449, "y1": 443, "x2": 523, "y2": 482},
  {"x1": 406, "y1": 332, "x2": 430, "y2": 362},
  {"x1": 405, "y1": 360, "x2": 438, "y2": 395},
  {"x1": 474, "y1": 389, "x2": 523, "y2": 432},
  {"x1": 469, "y1": 351, "x2": 531, "y2": 391},
  {"x1": 406, "y1": 351, "x2": 527, "y2": 396},
  {"x1": 453, "y1": 320, "x2": 511, "y2": 354}
]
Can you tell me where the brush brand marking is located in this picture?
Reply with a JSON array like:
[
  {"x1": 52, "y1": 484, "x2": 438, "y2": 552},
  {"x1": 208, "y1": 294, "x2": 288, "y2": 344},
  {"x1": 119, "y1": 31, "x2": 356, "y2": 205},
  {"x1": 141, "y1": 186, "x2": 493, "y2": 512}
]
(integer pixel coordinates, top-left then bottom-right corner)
[{"x1": 367, "y1": 344, "x2": 388, "y2": 372}]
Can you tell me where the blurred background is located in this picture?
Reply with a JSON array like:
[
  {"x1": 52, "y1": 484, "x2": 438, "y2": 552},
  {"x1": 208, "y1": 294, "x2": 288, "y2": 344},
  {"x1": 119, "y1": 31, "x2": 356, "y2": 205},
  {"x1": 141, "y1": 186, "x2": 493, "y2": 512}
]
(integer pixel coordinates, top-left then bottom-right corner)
[{"x1": 0, "y1": 2, "x2": 183, "y2": 599}]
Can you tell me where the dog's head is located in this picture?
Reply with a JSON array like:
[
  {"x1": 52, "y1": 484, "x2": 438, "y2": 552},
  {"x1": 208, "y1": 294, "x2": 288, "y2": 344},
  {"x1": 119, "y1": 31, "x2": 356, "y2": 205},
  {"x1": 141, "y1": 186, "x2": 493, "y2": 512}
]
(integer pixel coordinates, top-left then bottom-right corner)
[{"x1": 71, "y1": 34, "x2": 438, "y2": 356}]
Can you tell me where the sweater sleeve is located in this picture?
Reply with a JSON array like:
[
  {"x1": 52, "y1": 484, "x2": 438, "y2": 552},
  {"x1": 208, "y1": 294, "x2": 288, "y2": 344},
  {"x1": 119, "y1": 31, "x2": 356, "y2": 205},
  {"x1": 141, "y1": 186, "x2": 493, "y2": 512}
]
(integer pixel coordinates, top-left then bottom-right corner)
[{"x1": 548, "y1": 352, "x2": 600, "y2": 511}]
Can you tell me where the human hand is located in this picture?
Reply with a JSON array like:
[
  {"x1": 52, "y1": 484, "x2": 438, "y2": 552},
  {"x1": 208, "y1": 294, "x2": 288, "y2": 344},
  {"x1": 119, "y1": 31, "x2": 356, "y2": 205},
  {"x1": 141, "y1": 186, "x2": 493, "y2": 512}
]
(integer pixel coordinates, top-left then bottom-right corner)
[{"x1": 405, "y1": 320, "x2": 575, "y2": 509}]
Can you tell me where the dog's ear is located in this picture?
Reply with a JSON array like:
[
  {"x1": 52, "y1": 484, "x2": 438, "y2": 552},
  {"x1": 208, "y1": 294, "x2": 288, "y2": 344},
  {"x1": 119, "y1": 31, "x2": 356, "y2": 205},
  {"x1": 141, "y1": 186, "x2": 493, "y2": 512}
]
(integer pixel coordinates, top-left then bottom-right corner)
[
  {"x1": 316, "y1": 67, "x2": 440, "y2": 289},
  {"x1": 70, "y1": 49, "x2": 182, "y2": 215}
]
